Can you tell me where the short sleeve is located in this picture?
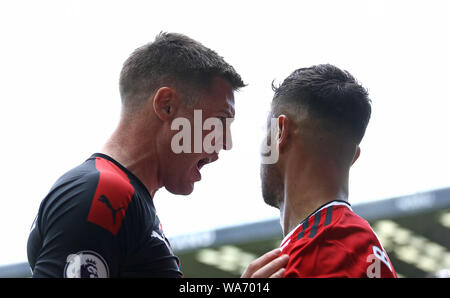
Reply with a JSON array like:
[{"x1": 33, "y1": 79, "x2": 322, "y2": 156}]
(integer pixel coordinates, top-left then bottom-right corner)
[{"x1": 31, "y1": 172, "x2": 134, "y2": 278}]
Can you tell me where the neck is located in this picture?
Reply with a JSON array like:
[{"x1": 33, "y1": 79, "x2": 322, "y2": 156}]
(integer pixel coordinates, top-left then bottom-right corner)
[
  {"x1": 100, "y1": 117, "x2": 163, "y2": 197},
  {"x1": 280, "y1": 159, "x2": 349, "y2": 237}
]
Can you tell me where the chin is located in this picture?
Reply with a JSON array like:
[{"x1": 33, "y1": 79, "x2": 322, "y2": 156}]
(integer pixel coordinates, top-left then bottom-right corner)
[
  {"x1": 262, "y1": 188, "x2": 281, "y2": 209},
  {"x1": 260, "y1": 163, "x2": 283, "y2": 209},
  {"x1": 165, "y1": 181, "x2": 194, "y2": 196}
]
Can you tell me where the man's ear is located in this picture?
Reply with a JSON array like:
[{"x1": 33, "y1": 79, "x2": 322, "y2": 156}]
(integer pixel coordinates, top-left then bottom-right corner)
[
  {"x1": 351, "y1": 146, "x2": 361, "y2": 165},
  {"x1": 152, "y1": 87, "x2": 178, "y2": 122},
  {"x1": 277, "y1": 115, "x2": 289, "y2": 153}
]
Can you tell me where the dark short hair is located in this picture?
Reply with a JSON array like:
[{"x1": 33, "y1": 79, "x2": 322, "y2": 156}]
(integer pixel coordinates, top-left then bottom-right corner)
[
  {"x1": 271, "y1": 64, "x2": 371, "y2": 144},
  {"x1": 119, "y1": 32, "x2": 245, "y2": 110}
]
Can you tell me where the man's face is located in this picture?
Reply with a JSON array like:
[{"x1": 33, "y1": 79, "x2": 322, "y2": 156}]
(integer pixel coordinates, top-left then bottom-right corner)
[
  {"x1": 163, "y1": 77, "x2": 235, "y2": 195},
  {"x1": 260, "y1": 113, "x2": 284, "y2": 209}
]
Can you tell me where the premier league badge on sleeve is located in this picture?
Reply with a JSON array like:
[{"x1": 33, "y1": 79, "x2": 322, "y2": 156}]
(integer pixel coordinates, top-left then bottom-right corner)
[{"x1": 64, "y1": 250, "x2": 109, "y2": 278}]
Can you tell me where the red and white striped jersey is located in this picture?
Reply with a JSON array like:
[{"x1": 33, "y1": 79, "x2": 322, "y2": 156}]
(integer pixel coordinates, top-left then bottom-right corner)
[{"x1": 280, "y1": 200, "x2": 397, "y2": 278}]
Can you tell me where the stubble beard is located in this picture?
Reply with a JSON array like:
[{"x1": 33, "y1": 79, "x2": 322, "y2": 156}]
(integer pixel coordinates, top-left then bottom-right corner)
[{"x1": 260, "y1": 162, "x2": 284, "y2": 209}]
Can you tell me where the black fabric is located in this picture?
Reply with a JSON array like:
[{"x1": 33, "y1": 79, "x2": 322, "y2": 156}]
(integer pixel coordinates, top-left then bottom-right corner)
[{"x1": 27, "y1": 153, "x2": 182, "y2": 278}]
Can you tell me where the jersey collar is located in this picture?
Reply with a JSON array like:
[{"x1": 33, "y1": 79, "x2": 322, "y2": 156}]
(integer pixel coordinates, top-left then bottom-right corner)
[{"x1": 280, "y1": 200, "x2": 352, "y2": 248}]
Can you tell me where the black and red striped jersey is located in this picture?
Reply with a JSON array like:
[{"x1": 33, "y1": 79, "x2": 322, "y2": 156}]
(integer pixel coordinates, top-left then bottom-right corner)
[
  {"x1": 27, "y1": 153, "x2": 182, "y2": 278},
  {"x1": 280, "y1": 200, "x2": 397, "y2": 278}
]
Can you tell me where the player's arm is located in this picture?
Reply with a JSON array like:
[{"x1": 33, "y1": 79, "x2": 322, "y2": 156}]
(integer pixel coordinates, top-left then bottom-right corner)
[
  {"x1": 31, "y1": 173, "x2": 130, "y2": 278},
  {"x1": 241, "y1": 248, "x2": 289, "y2": 278},
  {"x1": 32, "y1": 208, "x2": 121, "y2": 277}
]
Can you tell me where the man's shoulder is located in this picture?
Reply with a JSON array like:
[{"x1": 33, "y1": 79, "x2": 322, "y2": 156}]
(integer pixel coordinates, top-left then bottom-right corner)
[
  {"x1": 283, "y1": 202, "x2": 376, "y2": 251},
  {"x1": 37, "y1": 155, "x2": 140, "y2": 235},
  {"x1": 307, "y1": 203, "x2": 378, "y2": 248},
  {"x1": 42, "y1": 158, "x2": 97, "y2": 204},
  {"x1": 51, "y1": 155, "x2": 135, "y2": 196},
  {"x1": 326, "y1": 204, "x2": 378, "y2": 242},
  {"x1": 40, "y1": 155, "x2": 136, "y2": 219},
  {"x1": 282, "y1": 202, "x2": 396, "y2": 277}
]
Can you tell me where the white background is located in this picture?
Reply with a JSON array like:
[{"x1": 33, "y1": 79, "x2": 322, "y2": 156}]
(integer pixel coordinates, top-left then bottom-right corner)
[{"x1": 0, "y1": 0, "x2": 449, "y2": 266}]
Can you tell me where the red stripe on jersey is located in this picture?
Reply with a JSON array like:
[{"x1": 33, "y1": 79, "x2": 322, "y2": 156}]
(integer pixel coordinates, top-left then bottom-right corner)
[
  {"x1": 87, "y1": 157, "x2": 134, "y2": 235},
  {"x1": 280, "y1": 201, "x2": 348, "y2": 249}
]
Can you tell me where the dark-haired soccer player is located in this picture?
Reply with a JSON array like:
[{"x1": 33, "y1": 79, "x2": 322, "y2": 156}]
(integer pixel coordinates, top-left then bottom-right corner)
[
  {"x1": 27, "y1": 33, "x2": 288, "y2": 278},
  {"x1": 260, "y1": 64, "x2": 397, "y2": 278}
]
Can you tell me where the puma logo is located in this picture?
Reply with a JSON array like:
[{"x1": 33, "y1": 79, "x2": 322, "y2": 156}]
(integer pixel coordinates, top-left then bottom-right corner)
[{"x1": 98, "y1": 195, "x2": 125, "y2": 225}]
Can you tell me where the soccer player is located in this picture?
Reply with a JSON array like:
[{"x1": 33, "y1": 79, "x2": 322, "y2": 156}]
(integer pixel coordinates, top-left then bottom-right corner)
[
  {"x1": 260, "y1": 64, "x2": 397, "y2": 278},
  {"x1": 27, "y1": 33, "x2": 288, "y2": 278}
]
